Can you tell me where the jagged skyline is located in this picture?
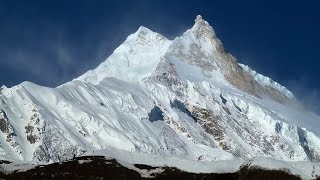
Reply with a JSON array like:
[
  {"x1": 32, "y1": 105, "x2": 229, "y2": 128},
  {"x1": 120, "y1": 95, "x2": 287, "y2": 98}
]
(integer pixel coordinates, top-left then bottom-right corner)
[{"x1": 0, "y1": 0, "x2": 319, "y2": 112}]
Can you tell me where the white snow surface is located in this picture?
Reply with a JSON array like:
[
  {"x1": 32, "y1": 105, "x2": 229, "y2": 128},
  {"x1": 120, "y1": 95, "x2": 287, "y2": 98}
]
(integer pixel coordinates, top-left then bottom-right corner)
[
  {"x1": 239, "y1": 63, "x2": 294, "y2": 99},
  {"x1": 86, "y1": 147, "x2": 242, "y2": 174},
  {"x1": 245, "y1": 157, "x2": 320, "y2": 179},
  {"x1": 76, "y1": 26, "x2": 172, "y2": 84},
  {"x1": 0, "y1": 15, "x2": 320, "y2": 178}
]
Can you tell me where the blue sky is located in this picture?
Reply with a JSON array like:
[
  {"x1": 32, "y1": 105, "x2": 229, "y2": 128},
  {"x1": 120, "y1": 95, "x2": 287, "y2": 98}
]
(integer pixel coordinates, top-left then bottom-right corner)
[{"x1": 1, "y1": 0, "x2": 320, "y2": 111}]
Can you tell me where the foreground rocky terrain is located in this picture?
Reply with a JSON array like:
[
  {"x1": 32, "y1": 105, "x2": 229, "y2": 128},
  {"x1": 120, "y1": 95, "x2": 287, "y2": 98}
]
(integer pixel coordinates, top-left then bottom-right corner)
[{"x1": 0, "y1": 156, "x2": 307, "y2": 180}]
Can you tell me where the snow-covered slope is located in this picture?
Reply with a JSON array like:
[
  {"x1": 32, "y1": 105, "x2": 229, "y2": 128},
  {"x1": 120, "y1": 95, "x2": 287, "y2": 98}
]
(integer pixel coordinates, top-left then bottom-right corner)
[
  {"x1": 77, "y1": 26, "x2": 172, "y2": 84},
  {"x1": 0, "y1": 15, "x2": 320, "y2": 177}
]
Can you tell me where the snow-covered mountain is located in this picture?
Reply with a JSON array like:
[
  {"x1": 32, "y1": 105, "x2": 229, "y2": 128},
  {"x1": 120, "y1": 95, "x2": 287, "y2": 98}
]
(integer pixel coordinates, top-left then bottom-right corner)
[{"x1": 0, "y1": 15, "x2": 320, "y2": 177}]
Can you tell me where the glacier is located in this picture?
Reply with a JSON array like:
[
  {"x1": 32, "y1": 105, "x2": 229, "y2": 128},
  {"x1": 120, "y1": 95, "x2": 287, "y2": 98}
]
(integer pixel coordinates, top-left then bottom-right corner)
[{"x1": 0, "y1": 15, "x2": 320, "y2": 178}]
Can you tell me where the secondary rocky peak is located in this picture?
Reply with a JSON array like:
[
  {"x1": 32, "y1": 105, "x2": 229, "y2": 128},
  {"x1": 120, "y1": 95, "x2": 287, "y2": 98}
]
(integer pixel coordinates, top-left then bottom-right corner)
[
  {"x1": 129, "y1": 26, "x2": 169, "y2": 48},
  {"x1": 132, "y1": 26, "x2": 157, "y2": 41},
  {"x1": 135, "y1": 26, "x2": 153, "y2": 35}
]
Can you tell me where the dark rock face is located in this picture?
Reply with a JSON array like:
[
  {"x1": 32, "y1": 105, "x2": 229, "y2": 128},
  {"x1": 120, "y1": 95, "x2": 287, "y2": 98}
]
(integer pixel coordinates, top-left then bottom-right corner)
[
  {"x1": 190, "y1": 106, "x2": 226, "y2": 149},
  {"x1": 25, "y1": 112, "x2": 42, "y2": 145},
  {"x1": 0, "y1": 110, "x2": 10, "y2": 134},
  {"x1": 25, "y1": 125, "x2": 38, "y2": 144},
  {"x1": 0, "y1": 110, "x2": 19, "y2": 152}
]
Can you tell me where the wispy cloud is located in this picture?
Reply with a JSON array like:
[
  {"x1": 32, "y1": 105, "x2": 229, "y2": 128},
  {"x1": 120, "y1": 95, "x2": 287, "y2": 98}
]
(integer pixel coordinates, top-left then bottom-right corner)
[
  {"x1": 287, "y1": 78, "x2": 320, "y2": 114},
  {"x1": 1, "y1": 30, "x2": 74, "y2": 86},
  {"x1": 0, "y1": 1, "x2": 193, "y2": 87}
]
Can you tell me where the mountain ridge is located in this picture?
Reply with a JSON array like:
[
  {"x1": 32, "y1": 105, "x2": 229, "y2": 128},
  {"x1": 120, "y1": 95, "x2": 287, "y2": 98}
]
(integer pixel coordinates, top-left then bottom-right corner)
[{"x1": 0, "y1": 15, "x2": 320, "y2": 178}]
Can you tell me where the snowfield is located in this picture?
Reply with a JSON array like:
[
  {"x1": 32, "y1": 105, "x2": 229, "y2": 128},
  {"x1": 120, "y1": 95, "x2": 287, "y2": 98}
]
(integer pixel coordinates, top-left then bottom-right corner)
[{"x1": 0, "y1": 15, "x2": 320, "y2": 178}]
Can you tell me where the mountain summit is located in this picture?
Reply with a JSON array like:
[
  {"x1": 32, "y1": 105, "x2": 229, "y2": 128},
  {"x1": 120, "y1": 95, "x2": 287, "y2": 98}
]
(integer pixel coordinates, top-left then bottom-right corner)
[{"x1": 0, "y1": 15, "x2": 320, "y2": 178}]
